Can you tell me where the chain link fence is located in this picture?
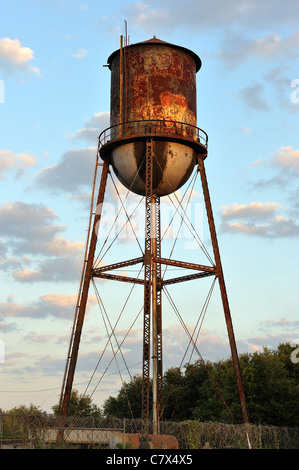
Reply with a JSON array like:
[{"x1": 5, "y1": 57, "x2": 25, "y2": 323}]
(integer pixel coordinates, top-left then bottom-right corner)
[{"x1": 0, "y1": 413, "x2": 299, "y2": 449}]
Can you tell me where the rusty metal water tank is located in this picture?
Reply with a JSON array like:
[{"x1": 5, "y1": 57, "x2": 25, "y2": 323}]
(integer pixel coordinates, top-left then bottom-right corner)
[{"x1": 100, "y1": 37, "x2": 208, "y2": 196}]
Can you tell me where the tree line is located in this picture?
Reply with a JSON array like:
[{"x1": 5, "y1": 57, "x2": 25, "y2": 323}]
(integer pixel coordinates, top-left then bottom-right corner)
[
  {"x1": 4, "y1": 343, "x2": 299, "y2": 428},
  {"x1": 102, "y1": 342, "x2": 299, "y2": 427}
]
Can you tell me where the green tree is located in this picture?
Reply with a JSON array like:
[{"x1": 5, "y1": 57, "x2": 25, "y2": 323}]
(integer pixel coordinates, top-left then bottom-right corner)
[
  {"x1": 52, "y1": 390, "x2": 102, "y2": 419},
  {"x1": 162, "y1": 367, "x2": 185, "y2": 420},
  {"x1": 3, "y1": 404, "x2": 43, "y2": 442},
  {"x1": 179, "y1": 361, "x2": 214, "y2": 421},
  {"x1": 6, "y1": 404, "x2": 42, "y2": 415},
  {"x1": 242, "y1": 345, "x2": 299, "y2": 426},
  {"x1": 101, "y1": 343, "x2": 299, "y2": 427},
  {"x1": 191, "y1": 358, "x2": 242, "y2": 423},
  {"x1": 103, "y1": 375, "x2": 144, "y2": 419},
  {"x1": 276, "y1": 342, "x2": 299, "y2": 383}
]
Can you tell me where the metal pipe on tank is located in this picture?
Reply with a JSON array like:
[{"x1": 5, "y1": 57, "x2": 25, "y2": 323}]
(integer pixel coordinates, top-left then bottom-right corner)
[{"x1": 119, "y1": 35, "x2": 123, "y2": 125}]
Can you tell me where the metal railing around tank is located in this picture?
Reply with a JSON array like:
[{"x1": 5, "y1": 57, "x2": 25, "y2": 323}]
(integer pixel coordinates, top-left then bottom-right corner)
[{"x1": 99, "y1": 119, "x2": 208, "y2": 151}]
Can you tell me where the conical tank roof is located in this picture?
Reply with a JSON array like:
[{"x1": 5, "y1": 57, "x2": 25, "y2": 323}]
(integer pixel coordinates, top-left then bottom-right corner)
[{"x1": 107, "y1": 36, "x2": 202, "y2": 72}]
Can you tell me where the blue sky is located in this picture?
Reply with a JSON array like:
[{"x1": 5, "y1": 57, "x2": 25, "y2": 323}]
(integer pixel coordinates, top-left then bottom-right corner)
[{"x1": 1, "y1": 0, "x2": 299, "y2": 413}]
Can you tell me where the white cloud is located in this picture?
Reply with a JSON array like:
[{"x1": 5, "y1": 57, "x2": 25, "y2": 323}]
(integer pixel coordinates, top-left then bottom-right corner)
[
  {"x1": 0, "y1": 256, "x2": 23, "y2": 272},
  {"x1": 72, "y1": 112, "x2": 110, "y2": 143},
  {"x1": 43, "y1": 236, "x2": 84, "y2": 256},
  {"x1": 0, "y1": 293, "x2": 97, "y2": 322},
  {"x1": 249, "y1": 158, "x2": 262, "y2": 167},
  {"x1": 0, "y1": 239, "x2": 8, "y2": 257},
  {"x1": 0, "y1": 38, "x2": 40, "y2": 76},
  {"x1": 221, "y1": 220, "x2": 270, "y2": 237},
  {"x1": 24, "y1": 332, "x2": 56, "y2": 344},
  {"x1": 0, "y1": 201, "x2": 83, "y2": 256},
  {"x1": 239, "y1": 83, "x2": 270, "y2": 111},
  {"x1": 256, "y1": 31, "x2": 299, "y2": 59},
  {"x1": 36, "y1": 147, "x2": 97, "y2": 193},
  {"x1": 123, "y1": 1, "x2": 168, "y2": 33},
  {"x1": 13, "y1": 255, "x2": 83, "y2": 282},
  {"x1": 214, "y1": 30, "x2": 299, "y2": 67},
  {"x1": 219, "y1": 202, "x2": 299, "y2": 238},
  {"x1": 0, "y1": 201, "x2": 86, "y2": 287},
  {"x1": 0, "y1": 294, "x2": 78, "y2": 319},
  {"x1": 253, "y1": 33, "x2": 282, "y2": 57},
  {"x1": 0, "y1": 150, "x2": 38, "y2": 178},
  {"x1": 123, "y1": 1, "x2": 299, "y2": 37},
  {"x1": 219, "y1": 202, "x2": 279, "y2": 221},
  {"x1": 260, "y1": 317, "x2": 299, "y2": 331},
  {"x1": 0, "y1": 201, "x2": 58, "y2": 237},
  {"x1": 71, "y1": 48, "x2": 87, "y2": 59},
  {"x1": 271, "y1": 216, "x2": 299, "y2": 237},
  {"x1": 273, "y1": 146, "x2": 299, "y2": 171},
  {"x1": 252, "y1": 146, "x2": 299, "y2": 192}
]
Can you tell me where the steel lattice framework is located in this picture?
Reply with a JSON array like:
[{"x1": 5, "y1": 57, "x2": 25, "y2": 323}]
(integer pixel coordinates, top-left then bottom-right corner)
[
  {"x1": 58, "y1": 142, "x2": 249, "y2": 437},
  {"x1": 58, "y1": 35, "x2": 250, "y2": 442}
]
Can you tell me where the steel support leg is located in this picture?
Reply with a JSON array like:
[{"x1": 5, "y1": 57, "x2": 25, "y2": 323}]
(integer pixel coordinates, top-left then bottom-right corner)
[
  {"x1": 58, "y1": 158, "x2": 109, "y2": 420},
  {"x1": 198, "y1": 157, "x2": 250, "y2": 424}
]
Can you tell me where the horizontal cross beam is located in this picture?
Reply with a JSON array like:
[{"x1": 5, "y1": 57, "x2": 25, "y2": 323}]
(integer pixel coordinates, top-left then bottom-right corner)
[
  {"x1": 155, "y1": 257, "x2": 216, "y2": 273},
  {"x1": 92, "y1": 256, "x2": 144, "y2": 274},
  {"x1": 163, "y1": 271, "x2": 215, "y2": 285},
  {"x1": 92, "y1": 269, "x2": 215, "y2": 286},
  {"x1": 91, "y1": 272, "x2": 145, "y2": 285}
]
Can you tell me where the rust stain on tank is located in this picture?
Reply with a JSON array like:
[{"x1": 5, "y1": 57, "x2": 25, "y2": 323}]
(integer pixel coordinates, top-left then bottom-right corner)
[{"x1": 108, "y1": 39, "x2": 199, "y2": 128}]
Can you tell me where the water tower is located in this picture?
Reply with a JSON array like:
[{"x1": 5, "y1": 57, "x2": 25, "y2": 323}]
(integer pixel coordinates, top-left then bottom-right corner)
[{"x1": 58, "y1": 36, "x2": 249, "y2": 434}]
